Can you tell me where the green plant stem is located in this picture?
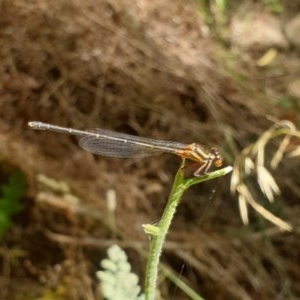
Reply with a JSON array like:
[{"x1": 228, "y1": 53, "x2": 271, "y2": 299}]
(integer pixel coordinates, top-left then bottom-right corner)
[{"x1": 144, "y1": 166, "x2": 232, "y2": 300}]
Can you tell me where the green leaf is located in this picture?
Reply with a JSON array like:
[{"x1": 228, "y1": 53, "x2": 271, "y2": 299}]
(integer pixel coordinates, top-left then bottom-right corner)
[{"x1": 0, "y1": 169, "x2": 25, "y2": 238}]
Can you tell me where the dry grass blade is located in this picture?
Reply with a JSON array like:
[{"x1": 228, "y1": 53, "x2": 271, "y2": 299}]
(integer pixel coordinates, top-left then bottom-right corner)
[
  {"x1": 271, "y1": 120, "x2": 296, "y2": 169},
  {"x1": 238, "y1": 193, "x2": 249, "y2": 225},
  {"x1": 271, "y1": 135, "x2": 292, "y2": 169},
  {"x1": 244, "y1": 157, "x2": 255, "y2": 175},
  {"x1": 238, "y1": 185, "x2": 291, "y2": 231},
  {"x1": 288, "y1": 146, "x2": 300, "y2": 158},
  {"x1": 231, "y1": 120, "x2": 299, "y2": 231},
  {"x1": 256, "y1": 166, "x2": 280, "y2": 202}
]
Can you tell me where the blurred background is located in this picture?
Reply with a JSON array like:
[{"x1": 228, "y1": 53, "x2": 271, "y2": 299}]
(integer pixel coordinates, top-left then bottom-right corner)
[{"x1": 0, "y1": 0, "x2": 300, "y2": 299}]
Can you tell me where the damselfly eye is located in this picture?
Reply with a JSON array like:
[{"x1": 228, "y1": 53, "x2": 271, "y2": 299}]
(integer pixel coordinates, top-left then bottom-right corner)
[
  {"x1": 209, "y1": 147, "x2": 223, "y2": 168},
  {"x1": 215, "y1": 159, "x2": 223, "y2": 167}
]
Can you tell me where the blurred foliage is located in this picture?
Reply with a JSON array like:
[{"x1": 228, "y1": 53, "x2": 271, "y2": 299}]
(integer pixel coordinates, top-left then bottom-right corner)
[
  {"x1": 35, "y1": 284, "x2": 67, "y2": 300},
  {"x1": 0, "y1": 169, "x2": 25, "y2": 238},
  {"x1": 276, "y1": 97, "x2": 296, "y2": 110},
  {"x1": 263, "y1": 0, "x2": 283, "y2": 13},
  {"x1": 195, "y1": 0, "x2": 228, "y2": 23}
]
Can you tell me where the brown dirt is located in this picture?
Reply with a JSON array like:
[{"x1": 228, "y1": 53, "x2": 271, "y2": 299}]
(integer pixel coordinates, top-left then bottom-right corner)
[{"x1": 0, "y1": 0, "x2": 299, "y2": 299}]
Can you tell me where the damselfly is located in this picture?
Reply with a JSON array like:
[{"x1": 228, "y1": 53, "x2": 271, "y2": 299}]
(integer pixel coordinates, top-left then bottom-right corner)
[{"x1": 28, "y1": 121, "x2": 223, "y2": 176}]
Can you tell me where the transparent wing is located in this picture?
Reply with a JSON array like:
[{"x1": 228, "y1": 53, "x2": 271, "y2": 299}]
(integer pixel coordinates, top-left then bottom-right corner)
[{"x1": 78, "y1": 129, "x2": 186, "y2": 158}]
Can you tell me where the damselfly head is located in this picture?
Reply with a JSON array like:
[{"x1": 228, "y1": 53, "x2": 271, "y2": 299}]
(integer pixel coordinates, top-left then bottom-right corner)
[{"x1": 210, "y1": 147, "x2": 223, "y2": 168}]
